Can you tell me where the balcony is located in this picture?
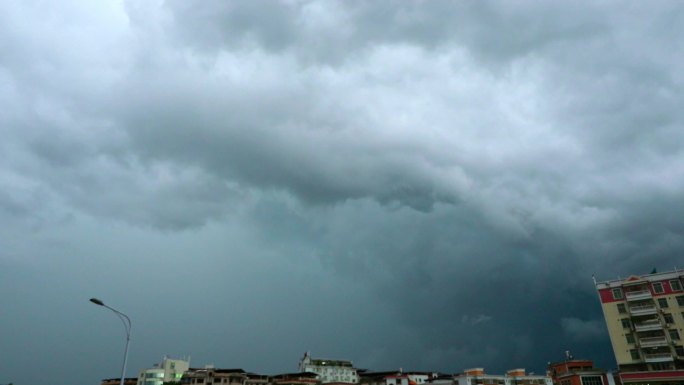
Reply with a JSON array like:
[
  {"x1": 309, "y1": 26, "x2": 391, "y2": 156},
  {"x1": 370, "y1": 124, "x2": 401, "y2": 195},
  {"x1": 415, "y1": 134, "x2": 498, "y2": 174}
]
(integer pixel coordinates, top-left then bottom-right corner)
[
  {"x1": 638, "y1": 336, "x2": 669, "y2": 347},
  {"x1": 626, "y1": 290, "x2": 652, "y2": 301},
  {"x1": 643, "y1": 353, "x2": 674, "y2": 363},
  {"x1": 629, "y1": 303, "x2": 658, "y2": 315},
  {"x1": 634, "y1": 320, "x2": 663, "y2": 332}
]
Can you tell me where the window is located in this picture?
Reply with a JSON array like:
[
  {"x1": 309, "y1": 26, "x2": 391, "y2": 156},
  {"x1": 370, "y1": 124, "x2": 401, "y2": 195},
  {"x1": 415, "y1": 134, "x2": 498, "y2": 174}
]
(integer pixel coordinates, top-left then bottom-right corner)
[
  {"x1": 671, "y1": 280, "x2": 683, "y2": 291},
  {"x1": 653, "y1": 282, "x2": 665, "y2": 294},
  {"x1": 630, "y1": 349, "x2": 640, "y2": 360},
  {"x1": 626, "y1": 333, "x2": 635, "y2": 344},
  {"x1": 621, "y1": 319, "x2": 631, "y2": 328},
  {"x1": 581, "y1": 376, "x2": 603, "y2": 385},
  {"x1": 677, "y1": 296, "x2": 684, "y2": 306},
  {"x1": 658, "y1": 298, "x2": 669, "y2": 308},
  {"x1": 670, "y1": 329, "x2": 680, "y2": 340},
  {"x1": 651, "y1": 362, "x2": 673, "y2": 371},
  {"x1": 676, "y1": 346, "x2": 684, "y2": 356},
  {"x1": 613, "y1": 288, "x2": 624, "y2": 299},
  {"x1": 664, "y1": 313, "x2": 674, "y2": 324},
  {"x1": 618, "y1": 303, "x2": 627, "y2": 313}
]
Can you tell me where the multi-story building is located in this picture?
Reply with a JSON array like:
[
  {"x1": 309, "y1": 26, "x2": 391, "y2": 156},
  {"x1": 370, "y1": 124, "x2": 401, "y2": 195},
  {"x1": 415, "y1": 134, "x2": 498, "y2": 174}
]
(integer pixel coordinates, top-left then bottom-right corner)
[
  {"x1": 360, "y1": 371, "x2": 435, "y2": 385},
  {"x1": 102, "y1": 378, "x2": 138, "y2": 385},
  {"x1": 299, "y1": 352, "x2": 359, "y2": 384},
  {"x1": 180, "y1": 367, "x2": 247, "y2": 385},
  {"x1": 271, "y1": 372, "x2": 321, "y2": 385},
  {"x1": 138, "y1": 356, "x2": 190, "y2": 385},
  {"x1": 595, "y1": 269, "x2": 684, "y2": 384},
  {"x1": 430, "y1": 368, "x2": 552, "y2": 385},
  {"x1": 547, "y1": 358, "x2": 612, "y2": 385}
]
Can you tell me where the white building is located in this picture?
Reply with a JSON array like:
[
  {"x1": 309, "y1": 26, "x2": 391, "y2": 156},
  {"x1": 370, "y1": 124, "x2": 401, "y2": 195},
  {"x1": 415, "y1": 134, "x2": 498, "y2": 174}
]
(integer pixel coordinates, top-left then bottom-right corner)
[
  {"x1": 299, "y1": 352, "x2": 359, "y2": 384},
  {"x1": 138, "y1": 356, "x2": 191, "y2": 385}
]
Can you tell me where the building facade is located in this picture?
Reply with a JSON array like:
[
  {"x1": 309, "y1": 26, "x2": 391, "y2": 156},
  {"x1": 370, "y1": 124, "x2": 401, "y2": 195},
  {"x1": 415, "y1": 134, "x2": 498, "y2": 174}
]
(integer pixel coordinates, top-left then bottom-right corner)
[
  {"x1": 547, "y1": 359, "x2": 612, "y2": 385},
  {"x1": 180, "y1": 368, "x2": 247, "y2": 385},
  {"x1": 360, "y1": 371, "x2": 435, "y2": 385},
  {"x1": 595, "y1": 269, "x2": 684, "y2": 384},
  {"x1": 138, "y1": 356, "x2": 190, "y2": 385},
  {"x1": 431, "y1": 368, "x2": 552, "y2": 385},
  {"x1": 271, "y1": 372, "x2": 321, "y2": 385},
  {"x1": 102, "y1": 378, "x2": 138, "y2": 385},
  {"x1": 299, "y1": 352, "x2": 359, "y2": 384}
]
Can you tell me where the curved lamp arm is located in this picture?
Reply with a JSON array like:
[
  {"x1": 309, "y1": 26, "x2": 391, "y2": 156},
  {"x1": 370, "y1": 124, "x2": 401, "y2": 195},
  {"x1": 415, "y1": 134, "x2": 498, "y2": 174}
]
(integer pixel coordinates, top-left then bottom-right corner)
[{"x1": 90, "y1": 298, "x2": 132, "y2": 385}]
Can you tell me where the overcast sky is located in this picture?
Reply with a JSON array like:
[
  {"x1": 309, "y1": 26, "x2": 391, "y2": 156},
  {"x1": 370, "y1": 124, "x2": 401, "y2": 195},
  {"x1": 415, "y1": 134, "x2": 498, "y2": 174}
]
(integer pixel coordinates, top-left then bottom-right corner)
[{"x1": 2, "y1": 1, "x2": 684, "y2": 384}]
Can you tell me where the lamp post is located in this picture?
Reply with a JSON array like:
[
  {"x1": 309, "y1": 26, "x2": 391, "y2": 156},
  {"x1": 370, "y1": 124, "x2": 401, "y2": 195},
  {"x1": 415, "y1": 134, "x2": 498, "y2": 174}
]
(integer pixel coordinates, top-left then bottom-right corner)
[{"x1": 90, "y1": 298, "x2": 132, "y2": 385}]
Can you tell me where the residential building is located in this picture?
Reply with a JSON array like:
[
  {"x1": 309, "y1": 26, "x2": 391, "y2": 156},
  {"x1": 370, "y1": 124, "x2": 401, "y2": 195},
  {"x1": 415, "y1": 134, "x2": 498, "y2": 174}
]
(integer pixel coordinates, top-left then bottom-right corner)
[
  {"x1": 138, "y1": 356, "x2": 191, "y2": 385},
  {"x1": 430, "y1": 368, "x2": 552, "y2": 385},
  {"x1": 244, "y1": 372, "x2": 270, "y2": 385},
  {"x1": 180, "y1": 367, "x2": 247, "y2": 385},
  {"x1": 271, "y1": 372, "x2": 321, "y2": 385},
  {"x1": 102, "y1": 378, "x2": 138, "y2": 385},
  {"x1": 547, "y1": 357, "x2": 611, "y2": 385},
  {"x1": 595, "y1": 269, "x2": 684, "y2": 384},
  {"x1": 299, "y1": 352, "x2": 359, "y2": 384},
  {"x1": 360, "y1": 371, "x2": 436, "y2": 385}
]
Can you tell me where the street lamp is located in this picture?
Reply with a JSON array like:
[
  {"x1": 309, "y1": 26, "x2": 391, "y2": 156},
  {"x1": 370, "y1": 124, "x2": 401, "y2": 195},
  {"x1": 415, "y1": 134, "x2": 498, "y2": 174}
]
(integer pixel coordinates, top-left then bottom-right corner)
[{"x1": 90, "y1": 298, "x2": 132, "y2": 385}]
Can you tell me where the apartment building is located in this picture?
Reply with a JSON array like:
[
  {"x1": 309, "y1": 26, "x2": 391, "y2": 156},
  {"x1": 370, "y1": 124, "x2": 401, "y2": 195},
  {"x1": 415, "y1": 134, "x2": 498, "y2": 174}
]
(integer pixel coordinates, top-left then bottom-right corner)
[
  {"x1": 180, "y1": 368, "x2": 247, "y2": 385},
  {"x1": 595, "y1": 269, "x2": 684, "y2": 384},
  {"x1": 547, "y1": 358, "x2": 611, "y2": 385},
  {"x1": 360, "y1": 371, "x2": 435, "y2": 385},
  {"x1": 299, "y1": 352, "x2": 359, "y2": 384},
  {"x1": 138, "y1": 356, "x2": 190, "y2": 385},
  {"x1": 270, "y1": 372, "x2": 321, "y2": 385},
  {"x1": 102, "y1": 378, "x2": 138, "y2": 385},
  {"x1": 430, "y1": 368, "x2": 552, "y2": 385}
]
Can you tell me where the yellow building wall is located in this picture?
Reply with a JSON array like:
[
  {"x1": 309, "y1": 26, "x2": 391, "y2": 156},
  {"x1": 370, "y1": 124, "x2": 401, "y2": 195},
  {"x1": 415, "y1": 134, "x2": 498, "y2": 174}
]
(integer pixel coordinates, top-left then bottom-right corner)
[{"x1": 601, "y1": 301, "x2": 638, "y2": 365}]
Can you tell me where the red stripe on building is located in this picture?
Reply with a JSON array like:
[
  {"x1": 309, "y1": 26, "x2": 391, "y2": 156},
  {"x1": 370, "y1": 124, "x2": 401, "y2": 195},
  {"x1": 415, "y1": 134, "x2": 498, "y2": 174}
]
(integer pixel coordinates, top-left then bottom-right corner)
[
  {"x1": 620, "y1": 370, "x2": 684, "y2": 380},
  {"x1": 598, "y1": 288, "x2": 620, "y2": 303}
]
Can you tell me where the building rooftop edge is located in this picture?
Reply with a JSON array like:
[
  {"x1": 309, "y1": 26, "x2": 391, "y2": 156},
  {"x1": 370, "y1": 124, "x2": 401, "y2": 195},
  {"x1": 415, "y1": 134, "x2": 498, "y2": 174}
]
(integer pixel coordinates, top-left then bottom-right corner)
[{"x1": 595, "y1": 269, "x2": 683, "y2": 288}]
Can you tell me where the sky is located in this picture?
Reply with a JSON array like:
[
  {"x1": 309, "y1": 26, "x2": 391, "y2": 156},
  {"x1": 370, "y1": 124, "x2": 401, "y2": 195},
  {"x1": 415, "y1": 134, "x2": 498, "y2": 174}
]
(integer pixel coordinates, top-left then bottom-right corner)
[{"x1": 1, "y1": 1, "x2": 684, "y2": 384}]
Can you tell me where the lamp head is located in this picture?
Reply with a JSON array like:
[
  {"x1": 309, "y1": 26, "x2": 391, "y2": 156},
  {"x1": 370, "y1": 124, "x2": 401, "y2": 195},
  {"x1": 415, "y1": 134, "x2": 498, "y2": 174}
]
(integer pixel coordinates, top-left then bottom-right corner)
[{"x1": 90, "y1": 298, "x2": 105, "y2": 306}]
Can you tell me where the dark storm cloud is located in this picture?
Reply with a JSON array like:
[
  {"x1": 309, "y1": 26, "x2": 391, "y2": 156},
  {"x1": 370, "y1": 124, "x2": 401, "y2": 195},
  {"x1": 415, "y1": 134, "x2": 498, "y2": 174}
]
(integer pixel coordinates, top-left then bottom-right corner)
[{"x1": 2, "y1": 1, "x2": 684, "y2": 385}]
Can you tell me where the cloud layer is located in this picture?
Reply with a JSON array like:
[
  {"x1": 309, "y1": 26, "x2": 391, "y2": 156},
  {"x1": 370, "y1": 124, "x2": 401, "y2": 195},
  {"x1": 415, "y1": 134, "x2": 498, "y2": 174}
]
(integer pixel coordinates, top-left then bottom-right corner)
[{"x1": 2, "y1": 1, "x2": 684, "y2": 385}]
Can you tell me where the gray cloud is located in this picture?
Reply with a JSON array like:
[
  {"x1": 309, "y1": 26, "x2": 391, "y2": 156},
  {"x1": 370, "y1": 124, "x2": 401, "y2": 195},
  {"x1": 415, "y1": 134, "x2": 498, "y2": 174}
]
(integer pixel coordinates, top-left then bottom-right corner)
[
  {"x1": 561, "y1": 318, "x2": 607, "y2": 341},
  {"x1": 1, "y1": 1, "x2": 684, "y2": 385}
]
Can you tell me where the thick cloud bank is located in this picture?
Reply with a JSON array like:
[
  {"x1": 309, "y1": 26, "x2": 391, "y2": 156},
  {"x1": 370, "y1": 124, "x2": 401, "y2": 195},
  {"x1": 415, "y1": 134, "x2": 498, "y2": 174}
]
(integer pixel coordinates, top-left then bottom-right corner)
[{"x1": 1, "y1": 2, "x2": 684, "y2": 385}]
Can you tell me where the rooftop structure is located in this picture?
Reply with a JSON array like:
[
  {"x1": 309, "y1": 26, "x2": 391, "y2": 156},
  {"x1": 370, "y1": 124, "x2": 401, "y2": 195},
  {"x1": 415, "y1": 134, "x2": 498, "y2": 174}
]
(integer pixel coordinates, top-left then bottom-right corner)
[
  {"x1": 181, "y1": 367, "x2": 247, "y2": 385},
  {"x1": 102, "y1": 378, "x2": 138, "y2": 385},
  {"x1": 138, "y1": 356, "x2": 190, "y2": 385},
  {"x1": 430, "y1": 368, "x2": 552, "y2": 385},
  {"x1": 299, "y1": 352, "x2": 359, "y2": 383},
  {"x1": 360, "y1": 371, "x2": 436, "y2": 385},
  {"x1": 547, "y1": 357, "x2": 612, "y2": 385}
]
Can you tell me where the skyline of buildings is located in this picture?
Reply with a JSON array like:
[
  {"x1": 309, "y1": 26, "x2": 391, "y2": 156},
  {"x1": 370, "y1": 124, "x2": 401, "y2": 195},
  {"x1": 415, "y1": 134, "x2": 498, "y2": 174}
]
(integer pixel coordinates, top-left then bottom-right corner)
[
  {"x1": 109, "y1": 353, "x2": 600, "y2": 385},
  {"x1": 94, "y1": 269, "x2": 684, "y2": 385}
]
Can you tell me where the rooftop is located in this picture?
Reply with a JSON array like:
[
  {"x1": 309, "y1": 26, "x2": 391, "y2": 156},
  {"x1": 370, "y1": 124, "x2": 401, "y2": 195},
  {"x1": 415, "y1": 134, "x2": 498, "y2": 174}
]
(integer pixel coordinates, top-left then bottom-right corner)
[{"x1": 594, "y1": 268, "x2": 683, "y2": 289}]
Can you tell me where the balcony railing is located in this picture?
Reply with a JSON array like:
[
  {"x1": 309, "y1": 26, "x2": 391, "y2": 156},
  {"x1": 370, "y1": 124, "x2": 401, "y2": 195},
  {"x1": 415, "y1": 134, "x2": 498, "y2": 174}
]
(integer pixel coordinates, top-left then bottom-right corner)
[
  {"x1": 634, "y1": 320, "x2": 663, "y2": 331},
  {"x1": 638, "y1": 336, "x2": 668, "y2": 347},
  {"x1": 629, "y1": 304, "x2": 657, "y2": 315},
  {"x1": 626, "y1": 290, "x2": 652, "y2": 301},
  {"x1": 644, "y1": 353, "x2": 674, "y2": 363}
]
